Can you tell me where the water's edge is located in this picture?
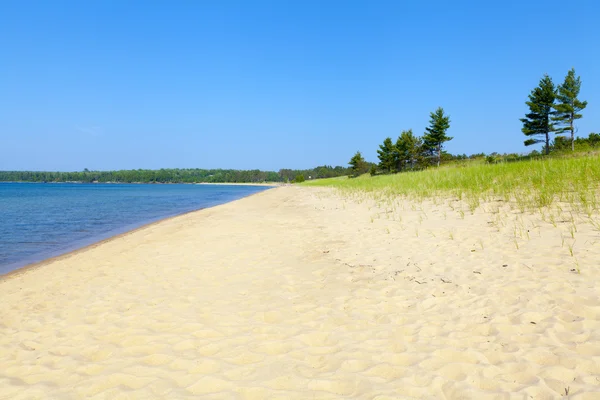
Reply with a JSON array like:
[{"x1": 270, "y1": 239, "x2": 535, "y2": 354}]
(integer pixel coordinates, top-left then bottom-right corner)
[{"x1": 1, "y1": 186, "x2": 275, "y2": 279}]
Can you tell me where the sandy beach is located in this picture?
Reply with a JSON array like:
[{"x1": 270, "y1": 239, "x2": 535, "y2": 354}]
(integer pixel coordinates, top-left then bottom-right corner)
[{"x1": 1, "y1": 186, "x2": 599, "y2": 399}]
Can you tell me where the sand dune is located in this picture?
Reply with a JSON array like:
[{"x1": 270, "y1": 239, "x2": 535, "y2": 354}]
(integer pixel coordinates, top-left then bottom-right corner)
[{"x1": 1, "y1": 186, "x2": 600, "y2": 399}]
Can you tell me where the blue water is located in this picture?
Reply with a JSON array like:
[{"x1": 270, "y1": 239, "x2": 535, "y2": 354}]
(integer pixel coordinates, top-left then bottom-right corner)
[{"x1": 0, "y1": 182, "x2": 272, "y2": 275}]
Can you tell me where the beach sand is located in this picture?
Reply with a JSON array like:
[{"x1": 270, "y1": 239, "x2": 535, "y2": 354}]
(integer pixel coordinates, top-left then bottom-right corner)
[{"x1": 1, "y1": 186, "x2": 600, "y2": 399}]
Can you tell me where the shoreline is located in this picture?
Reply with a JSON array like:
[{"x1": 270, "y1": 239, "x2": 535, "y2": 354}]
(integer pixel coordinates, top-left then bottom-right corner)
[
  {"x1": 1, "y1": 186, "x2": 599, "y2": 398},
  {"x1": 0, "y1": 207, "x2": 201, "y2": 282},
  {"x1": 0, "y1": 186, "x2": 275, "y2": 280}
]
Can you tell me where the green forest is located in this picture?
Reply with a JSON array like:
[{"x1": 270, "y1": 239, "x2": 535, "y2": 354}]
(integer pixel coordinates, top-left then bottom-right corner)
[{"x1": 0, "y1": 165, "x2": 351, "y2": 184}]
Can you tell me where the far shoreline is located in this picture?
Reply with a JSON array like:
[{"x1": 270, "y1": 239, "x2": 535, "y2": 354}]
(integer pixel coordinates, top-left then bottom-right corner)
[
  {"x1": 1, "y1": 181, "x2": 282, "y2": 186},
  {"x1": 195, "y1": 182, "x2": 283, "y2": 186}
]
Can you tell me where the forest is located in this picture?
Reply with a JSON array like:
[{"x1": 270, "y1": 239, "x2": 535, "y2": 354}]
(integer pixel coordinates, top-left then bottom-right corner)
[{"x1": 0, "y1": 165, "x2": 351, "y2": 184}]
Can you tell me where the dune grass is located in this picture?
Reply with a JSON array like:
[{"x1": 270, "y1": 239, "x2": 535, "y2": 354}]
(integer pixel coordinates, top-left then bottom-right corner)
[{"x1": 304, "y1": 153, "x2": 600, "y2": 215}]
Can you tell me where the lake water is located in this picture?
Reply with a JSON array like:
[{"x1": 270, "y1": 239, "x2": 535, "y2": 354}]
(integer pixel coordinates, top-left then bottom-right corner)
[{"x1": 0, "y1": 183, "x2": 272, "y2": 275}]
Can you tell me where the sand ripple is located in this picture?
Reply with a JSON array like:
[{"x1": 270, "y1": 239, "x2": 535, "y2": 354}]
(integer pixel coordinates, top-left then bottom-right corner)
[{"x1": 2, "y1": 186, "x2": 600, "y2": 398}]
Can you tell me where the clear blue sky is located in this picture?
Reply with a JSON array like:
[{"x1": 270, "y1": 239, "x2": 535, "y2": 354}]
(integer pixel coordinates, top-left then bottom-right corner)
[{"x1": 1, "y1": 0, "x2": 598, "y2": 171}]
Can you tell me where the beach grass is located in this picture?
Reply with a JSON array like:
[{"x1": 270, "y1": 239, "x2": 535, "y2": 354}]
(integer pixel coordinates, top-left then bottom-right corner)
[{"x1": 303, "y1": 153, "x2": 600, "y2": 216}]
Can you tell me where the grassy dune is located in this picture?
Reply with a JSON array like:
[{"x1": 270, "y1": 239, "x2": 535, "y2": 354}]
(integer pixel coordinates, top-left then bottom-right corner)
[{"x1": 304, "y1": 153, "x2": 600, "y2": 215}]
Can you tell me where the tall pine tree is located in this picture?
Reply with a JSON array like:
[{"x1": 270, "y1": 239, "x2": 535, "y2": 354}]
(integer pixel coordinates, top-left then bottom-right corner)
[
  {"x1": 423, "y1": 107, "x2": 452, "y2": 167},
  {"x1": 521, "y1": 74, "x2": 556, "y2": 155},
  {"x1": 553, "y1": 68, "x2": 587, "y2": 151},
  {"x1": 377, "y1": 137, "x2": 396, "y2": 173}
]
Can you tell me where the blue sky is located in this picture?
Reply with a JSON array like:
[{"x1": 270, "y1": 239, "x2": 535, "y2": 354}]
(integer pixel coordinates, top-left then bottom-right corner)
[{"x1": 1, "y1": 0, "x2": 598, "y2": 171}]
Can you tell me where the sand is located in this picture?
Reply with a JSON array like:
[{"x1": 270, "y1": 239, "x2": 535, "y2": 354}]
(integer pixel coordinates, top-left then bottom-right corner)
[{"x1": 1, "y1": 186, "x2": 600, "y2": 399}]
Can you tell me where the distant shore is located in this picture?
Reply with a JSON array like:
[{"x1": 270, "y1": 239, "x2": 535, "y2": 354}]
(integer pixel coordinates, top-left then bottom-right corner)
[
  {"x1": 1, "y1": 186, "x2": 599, "y2": 398},
  {"x1": 1, "y1": 180, "x2": 282, "y2": 185},
  {"x1": 195, "y1": 182, "x2": 283, "y2": 186}
]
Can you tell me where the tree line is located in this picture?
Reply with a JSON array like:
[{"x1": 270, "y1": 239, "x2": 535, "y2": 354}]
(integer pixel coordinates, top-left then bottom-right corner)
[
  {"x1": 521, "y1": 68, "x2": 587, "y2": 154},
  {"x1": 348, "y1": 68, "x2": 592, "y2": 177},
  {"x1": 2, "y1": 69, "x2": 593, "y2": 183},
  {"x1": 349, "y1": 107, "x2": 453, "y2": 177},
  {"x1": 0, "y1": 165, "x2": 352, "y2": 184}
]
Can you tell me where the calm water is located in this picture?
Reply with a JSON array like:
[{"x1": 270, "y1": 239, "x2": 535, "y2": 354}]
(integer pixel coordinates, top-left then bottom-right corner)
[{"x1": 0, "y1": 183, "x2": 271, "y2": 275}]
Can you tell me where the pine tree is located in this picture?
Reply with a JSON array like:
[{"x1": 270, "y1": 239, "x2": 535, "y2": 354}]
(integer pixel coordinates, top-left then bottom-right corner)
[
  {"x1": 423, "y1": 107, "x2": 452, "y2": 167},
  {"x1": 377, "y1": 137, "x2": 396, "y2": 173},
  {"x1": 521, "y1": 74, "x2": 556, "y2": 155},
  {"x1": 349, "y1": 151, "x2": 367, "y2": 177},
  {"x1": 369, "y1": 164, "x2": 377, "y2": 176},
  {"x1": 395, "y1": 129, "x2": 424, "y2": 171},
  {"x1": 553, "y1": 68, "x2": 587, "y2": 152}
]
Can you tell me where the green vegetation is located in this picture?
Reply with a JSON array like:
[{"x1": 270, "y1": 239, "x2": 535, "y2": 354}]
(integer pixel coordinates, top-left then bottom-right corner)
[
  {"x1": 347, "y1": 69, "x2": 591, "y2": 188},
  {"x1": 553, "y1": 68, "x2": 588, "y2": 152},
  {"x1": 395, "y1": 129, "x2": 425, "y2": 172},
  {"x1": 520, "y1": 69, "x2": 588, "y2": 154},
  {"x1": 348, "y1": 151, "x2": 372, "y2": 177},
  {"x1": 0, "y1": 165, "x2": 351, "y2": 184},
  {"x1": 305, "y1": 153, "x2": 600, "y2": 214},
  {"x1": 376, "y1": 138, "x2": 396, "y2": 173},
  {"x1": 553, "y1": 133, "x2": 599, "y2": 152},
  {"x1": 374, "y1": 108, "x2": 452, "y2": 175},
  {"x1": 423, "y1": 107, "x2": 452, "y2": 167},
  {"x1": 3, "y1": 69, "x2": 592, "y2": 197},
  {"x1": 521, "y1": 74, "x2": 556, "y2": 154},
  {"x1": 293, "y1": 174, "x2": 305, "y2": 183},
  {"x1": 376, "y1": 129, "x2": 429, "y2": 174},
  {"x1": 369, "y1": 164, "x2": 377, "y2": 176}
]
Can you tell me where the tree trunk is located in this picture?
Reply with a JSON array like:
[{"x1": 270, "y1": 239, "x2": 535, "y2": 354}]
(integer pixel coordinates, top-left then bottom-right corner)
[
  {"x1": 545, "y1": 133, "x2": 550, "y2": 155},
  {"x1": 437, "y1": 145, "x2": 441, "y2": 167},
  {"x1": 571, "y1": 117, "x2": 575, "y2": 152}
]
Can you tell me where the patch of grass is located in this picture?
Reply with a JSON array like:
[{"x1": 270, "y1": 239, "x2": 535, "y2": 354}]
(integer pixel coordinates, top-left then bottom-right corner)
[{"x1": 303, "y1": 154, "x2": 600, "y2": 214}]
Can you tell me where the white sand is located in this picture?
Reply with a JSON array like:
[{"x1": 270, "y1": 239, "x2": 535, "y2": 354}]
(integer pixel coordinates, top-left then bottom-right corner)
[{"x1": 1, "y1": 186, "x2": 599, "y2": 399}]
